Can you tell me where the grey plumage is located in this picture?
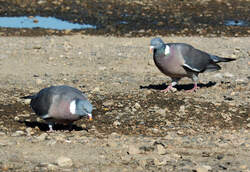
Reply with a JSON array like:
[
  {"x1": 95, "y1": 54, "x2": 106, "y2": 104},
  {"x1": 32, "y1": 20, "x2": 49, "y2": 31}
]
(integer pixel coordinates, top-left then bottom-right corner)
[
  {"x1": 22, "y1": 85, "x2": 93, "y2": 131},
  {"x1": 150, "y1": 37, "x2": 235, "y2": 92}
]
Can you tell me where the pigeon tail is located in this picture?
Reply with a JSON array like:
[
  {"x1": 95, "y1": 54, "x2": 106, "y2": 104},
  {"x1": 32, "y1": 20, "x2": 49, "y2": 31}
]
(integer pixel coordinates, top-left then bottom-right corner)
[
  {"x1": 205, "y1": 63, "x2": 221, "y2": 72},
  {"x1": 21, "y1": 95, "x2": 36, "y2": 99},
  {"x1": 210, "y1": 55, "x2": 236, "y2": 63}
]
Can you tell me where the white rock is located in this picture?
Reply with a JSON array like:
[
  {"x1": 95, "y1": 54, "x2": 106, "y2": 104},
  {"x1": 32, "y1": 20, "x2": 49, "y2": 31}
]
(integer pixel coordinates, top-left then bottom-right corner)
[
  {"x1": 113, "y1": 120, "x2": 121, "y2": 126},
  {"x1": 195, "y1": 165, "x2": 212, "y2": 172},
  {"x1": 156, "y1": 144, "x2": 166, "y2": 155},
  {"x1": 179, "y1": 105, "x2": 185, "y2": 113},
  {"x1": 134, "y1": 103, "x2": 141, "y2": 109},
  {"x1": 47, "y1": 164, "x2": 58, "y2": 171},
  {"x1": 57, "y1": 156, "x2": 73, "y2": 167},
  {"x1": 36, "y1": 78, "x2": 43, "y2": 85},
  {"x1": 24, "y1": 99, "x2": 31, "y2": 105},
  {"x1": 224, "y1": 72, "x2": 234, "y2": 78},
  {"x1": 103, "y1": 100, "x2": 114, "y2": 107},
  {"x1": 11, "y1": 130, "x2": 25, "y2": 137},
  {"x1": 92, "y1": 87, "x2": 100, "y2": 92},
  {"x1": 25, "y1": 127, "x2": 33, "y2": 136}
]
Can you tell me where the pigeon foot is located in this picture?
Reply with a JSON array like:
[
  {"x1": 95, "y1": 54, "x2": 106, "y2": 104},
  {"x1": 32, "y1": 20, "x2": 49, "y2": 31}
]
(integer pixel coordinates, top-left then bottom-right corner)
[
  {"x1": 161, "y1": 85, "x2": 173, "y2": 92},
  {"x1": 186, "y1": 83, "x2": 199, "y2": 92}
]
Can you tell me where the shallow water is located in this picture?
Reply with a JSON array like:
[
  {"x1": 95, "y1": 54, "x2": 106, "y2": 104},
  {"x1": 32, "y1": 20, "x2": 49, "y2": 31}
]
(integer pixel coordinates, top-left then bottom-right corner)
[
  {"x1": 224, "y1": 20, "x2": 249, "y2": 27},
  {"x1": 0, "y1": 16, "x2": 96, "y2": 30}
]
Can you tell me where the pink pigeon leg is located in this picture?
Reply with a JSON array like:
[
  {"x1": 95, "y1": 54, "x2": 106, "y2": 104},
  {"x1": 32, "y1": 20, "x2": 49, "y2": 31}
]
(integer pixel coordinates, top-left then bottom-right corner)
[
  {"x1": 47, "y1": 123, "x2": 54, "y2": 132},
  {"x1": 161, "y1": 84, "x2": 173, "y2": 92},
  {"x1": 161, "y1": 79, "x2": 179, "y2": 92},
  {"x1": 186, "y1": 83, "x2": 199, "y2": 92}
]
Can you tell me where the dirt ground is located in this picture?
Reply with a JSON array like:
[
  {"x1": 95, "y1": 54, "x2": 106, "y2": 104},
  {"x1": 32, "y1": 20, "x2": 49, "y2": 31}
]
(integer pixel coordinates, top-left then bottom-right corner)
[{"x1": 0, "y1": 36, "x2": 249, "y2": 171}]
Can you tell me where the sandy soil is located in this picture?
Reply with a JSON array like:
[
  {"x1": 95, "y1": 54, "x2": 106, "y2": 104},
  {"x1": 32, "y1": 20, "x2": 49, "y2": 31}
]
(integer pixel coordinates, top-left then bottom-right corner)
[{"x1": 0, "y1": 35, "x2": 249, "y2": 171}]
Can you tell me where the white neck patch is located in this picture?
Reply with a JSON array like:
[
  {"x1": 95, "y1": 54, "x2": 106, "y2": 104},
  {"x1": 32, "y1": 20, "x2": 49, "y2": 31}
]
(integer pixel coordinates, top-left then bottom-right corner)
[
  {"x1": 69, "y1": 100, "x2": 76, "y2": 114},
  {"x1": 165, "y1": 45, "x2": 170, "y2": 55}
]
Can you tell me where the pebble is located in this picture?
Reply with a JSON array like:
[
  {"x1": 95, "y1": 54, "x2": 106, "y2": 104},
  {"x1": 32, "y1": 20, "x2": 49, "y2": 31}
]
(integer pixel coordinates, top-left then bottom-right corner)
[
  {"x1": 195, "y1": 165, "x2": 212, "y2": 172},
  {"x1": 156, "y1": 144, "x2": 166, "y2": 155},
  {"x1": 113, "y1": 120, "x2": 121, "y2": 126},
  {"x1": 92, "y1": 87, "x2": 100, "y2": 92},
  {"x1": 11, "y1": 130, "x2": 25, "y2": 137},
  {"x1": 24, "y1": 99, "x2": 31, "y2": 105},
  {"x1": 25, "y1": 127, "x2": 34, "y2": 136},
  {"x1": 56, "y1": 156, "x2": 73, "y2": 167},
  {"x1": 36, "y1": 78, "x2": 43, "y2": 85},
  {"x1": 134, "y1": 102, "x2": 141, "y2": 109},
  {"x1": 47, "y1": 163, "x2": 59, "y2": 171},
  {"x1": 103, "y1": 100, "x2": 114, "y2": 107},
  {"x1": 223, "y1": 72, "x2": 234, "y2": 78}
]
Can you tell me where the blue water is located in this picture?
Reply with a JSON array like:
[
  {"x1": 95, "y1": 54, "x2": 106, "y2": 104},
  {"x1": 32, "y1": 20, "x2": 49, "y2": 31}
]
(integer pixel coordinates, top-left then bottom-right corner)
[
  {"x1": 224, "y1": 20, "x2": 249, "y2": 27},
  {"x1": 0, "y1": 16, "x2": 96, "y2": 30}
]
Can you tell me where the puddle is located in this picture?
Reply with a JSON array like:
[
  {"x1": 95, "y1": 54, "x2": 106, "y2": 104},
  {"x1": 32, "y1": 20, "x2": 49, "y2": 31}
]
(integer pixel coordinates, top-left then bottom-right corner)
[
  {"x1": 0, "y1": 16, "x2": 96, "y2": 30},
  {"x1": 224, "y1": 20, "x2": 249, "y2": 27}
]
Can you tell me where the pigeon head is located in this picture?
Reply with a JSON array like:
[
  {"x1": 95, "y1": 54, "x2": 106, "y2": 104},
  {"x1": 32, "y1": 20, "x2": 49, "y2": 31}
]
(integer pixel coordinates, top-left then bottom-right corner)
[
  {"x1": 150, "y1": 37, "x2": 165, "y2": 52},
  {"x1": 70, "y1": 99, "x2": 93, "y2": 120}
]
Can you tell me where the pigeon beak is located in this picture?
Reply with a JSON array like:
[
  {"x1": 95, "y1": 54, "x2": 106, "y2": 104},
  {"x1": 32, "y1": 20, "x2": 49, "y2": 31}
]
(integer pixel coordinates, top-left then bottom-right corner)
[
  {"x1": 88, "y1": 113, "x2": 93, "y2": 121},
  {"x1": 149, "y1": 46, "x2": 154, "y2": 53}
]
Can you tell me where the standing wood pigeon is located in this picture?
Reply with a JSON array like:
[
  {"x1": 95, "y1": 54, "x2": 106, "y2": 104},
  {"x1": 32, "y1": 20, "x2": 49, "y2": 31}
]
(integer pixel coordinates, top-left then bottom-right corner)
[
  {"x1": 150, "y1": 37, "x2": 236, "y2": 92},
  {"x1": 22, "y1": 85, "x2": 93, "y2": 131}
]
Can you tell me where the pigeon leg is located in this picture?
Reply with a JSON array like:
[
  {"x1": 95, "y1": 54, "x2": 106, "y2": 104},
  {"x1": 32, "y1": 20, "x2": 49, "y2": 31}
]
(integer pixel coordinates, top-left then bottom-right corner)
[
  {"x1": 161, "y1": 85, "x2": 173, "y2": 92},
  {"x1": 161, "y1": 78, "x2": 179, "y2": 92},
  {"x1": 48, "y1": 123, "x2": 54, "y2": 132},
  {"x1": 186, "y1": 83, "x2": 199, "y2": 92},
  {"x1": 186, "y1": 74, "x2": 199, "y2": 92}
]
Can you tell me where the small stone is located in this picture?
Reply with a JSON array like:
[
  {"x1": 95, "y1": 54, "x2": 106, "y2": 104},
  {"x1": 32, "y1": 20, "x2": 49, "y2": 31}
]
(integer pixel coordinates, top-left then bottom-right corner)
[
  {"x1": 103, "y1": 100, "x2": 114, "y2": 107},
  {"x1": 134, "y1": 102, "x2": 141, "y2": 109},
  {"x1": 224, "y1": 72, "x2": 234, "y2": 78},
  {"x1": 57, "y1": 156, "x2": 73, "y2": 167},
  {"x1": 92, "y1": 87, "x2": 100, "y2": 92},
  {"x1": 24, "y1": 99, "x2": 31, "y2": 105},
  {"x1": 36, "y1": 78, "x2": 43, "y2": 85},
  {"x1": 47, "y1": 164, "x2": 58, "y2": 171},
  {"x1": 152, "y1": 128, "x2": 160, "y2": 134},
  {"x1": 179, "y1": 105, "x2": 185, "y2": 113},
  {"x1": 14, "y1": 116, "x2": 20, "y2": 121},
  {"x1": 156, "y1": 144, "x2": 166, "y2": 155},
  {"x1": 11, "y1": 130, "x2": 25, "y2": 137},
  {"x1": 195, "y1": 165, "x2": 212, "y2": 172},
  {"x1": 128, "y1": 145, "x2": 140, "y2": 155},
  {"x1": 26, "y1": 127, "x2": 33, "y2": 136},
  {"x1": 246, "y1": 123, "x2": 250, "y2": 128},
  {"x1": 113, "y1": 120, "x2": 121, "y2": 126}
]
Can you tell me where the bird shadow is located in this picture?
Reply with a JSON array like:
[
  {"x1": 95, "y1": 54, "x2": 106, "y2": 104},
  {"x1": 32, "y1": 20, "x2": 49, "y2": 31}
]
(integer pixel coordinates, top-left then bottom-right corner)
[
  {"x1": 19, "y1": 121, "x2": 88, "y2": 132},
  {"x1": 140, "y1": 81, "x2": 216, "y2": 91}
]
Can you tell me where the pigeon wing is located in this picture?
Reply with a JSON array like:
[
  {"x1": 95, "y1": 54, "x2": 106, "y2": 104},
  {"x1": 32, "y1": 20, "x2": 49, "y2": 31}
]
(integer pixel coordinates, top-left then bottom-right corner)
[
  {"x1": 30, "y1": 87, "x2": 54, "y2": 118},
  {"x1": 176, "y1": 43, "x2": 212, "y2": 73}
]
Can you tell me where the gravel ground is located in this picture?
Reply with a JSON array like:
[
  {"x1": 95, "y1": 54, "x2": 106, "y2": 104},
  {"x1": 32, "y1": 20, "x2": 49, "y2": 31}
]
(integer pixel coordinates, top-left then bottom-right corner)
[{"x1": 0, "y1": 35, "x2": 249, "y2": 171}]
